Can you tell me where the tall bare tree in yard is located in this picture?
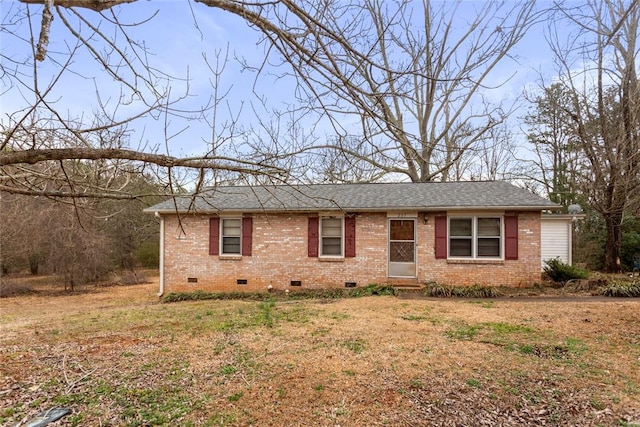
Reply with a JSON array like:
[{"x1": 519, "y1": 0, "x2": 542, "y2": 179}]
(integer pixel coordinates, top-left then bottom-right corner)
[
  {"x1": 234, "y1": 0, "x2": 542, "y2": 182},
  {"x1": 4, "y1": 0, "x2": 542, "y2": 192},
  {"x1": 548, "y1": 0, "x2": 639, "y2": 272}
]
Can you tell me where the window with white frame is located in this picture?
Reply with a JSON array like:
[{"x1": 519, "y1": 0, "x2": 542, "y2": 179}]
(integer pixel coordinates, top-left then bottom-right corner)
[
  {"x1": 221, "y1": 218, "x2": 242, "y2": 255},
  {"x1": 320, "y1": 217, "x2": 343, "y2": 256},
  {"x1": 449, "y1": 217, "x2": 501, "y2": 258}
]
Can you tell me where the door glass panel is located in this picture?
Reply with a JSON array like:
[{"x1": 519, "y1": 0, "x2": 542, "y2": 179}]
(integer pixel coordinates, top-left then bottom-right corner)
[
  {"x1": 390, "y1": 220, "x2": 414, "y2": 241},
  {"x1": 389, "y1": 262, "x2": 415, "y2": 277},
  {"x1": 390, "y1": 242, "x2": 414, "y2": 262}
]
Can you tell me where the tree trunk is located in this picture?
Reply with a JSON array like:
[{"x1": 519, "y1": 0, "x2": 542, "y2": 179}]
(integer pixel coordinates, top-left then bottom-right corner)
[
  {"x1": 603, "y1": 212, "x2": 623, "y2": 273},
  {"x1": 29, "y1": 255, "x2": 40, "y2": 275}
]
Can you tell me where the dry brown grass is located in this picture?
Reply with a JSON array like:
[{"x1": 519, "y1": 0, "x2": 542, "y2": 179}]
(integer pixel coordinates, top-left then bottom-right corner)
[{"x1": 1, "y1": 275, "x2": 640, "y2": 426}]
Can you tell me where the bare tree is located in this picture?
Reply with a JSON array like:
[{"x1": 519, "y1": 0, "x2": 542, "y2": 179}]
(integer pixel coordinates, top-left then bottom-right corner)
[
  {"x1": 464, "y1": 123, "x2": 521, "y2": 182},
  {"x1": 1, "y1": 2, "x2": 283, "y2": 199},
  {"x1": 0, "y1": 191, "x2": 106, "y2": 288},
  {"x1": 0, "y1": 193, "x2": 53, "y2": 275},
  {"x1": 0, "y1": 167, "x2": 162, "y2": 287},
  {"x1": 4, "y1": 0, "x2": 544, "y2": 198},
  {"x1": 549, "y1": 0, "x2": 639, "y2": 272},
  {"x1": 237, "y1": 0, "x2": 544, "y2": 182}
]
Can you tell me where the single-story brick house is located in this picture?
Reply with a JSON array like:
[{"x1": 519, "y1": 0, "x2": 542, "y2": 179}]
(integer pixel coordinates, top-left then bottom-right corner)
[{"x1": 145, "y1": 181, "x2": 563, "y2": 295}]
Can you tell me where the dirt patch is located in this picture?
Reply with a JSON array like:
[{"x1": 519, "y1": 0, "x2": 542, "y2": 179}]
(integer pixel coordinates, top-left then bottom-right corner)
[{"x1": 1, "y1": 276, "x2": 639, "y2": 426}]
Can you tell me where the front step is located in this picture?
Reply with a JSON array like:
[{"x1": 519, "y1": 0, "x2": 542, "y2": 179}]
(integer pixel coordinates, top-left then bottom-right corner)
[
  {"x1": 392, "y1": 284, "x2": 423, "y2": 290},
  {"x1": 390, "y1": 279, "x2": 424, "y2": 293}
]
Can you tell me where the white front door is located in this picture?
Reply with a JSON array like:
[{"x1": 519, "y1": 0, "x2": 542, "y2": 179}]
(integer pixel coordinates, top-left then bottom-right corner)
[{"x1": 388, "y1": 219, "x2": 416, "y2": 277}]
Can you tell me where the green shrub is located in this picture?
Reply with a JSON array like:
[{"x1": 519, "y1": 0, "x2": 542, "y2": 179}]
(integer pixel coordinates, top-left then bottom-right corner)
[
  {"x1": 162, "y1": 290, "x2": 271, "y2": 303},
  {"x1": 424, "y1": 282, "x2": 502, "y2": 298},
  {"x1": 347, "y1": 284, "x2": 396, "y2": 297},
  {"x1": 162, "y1": 284, "x2": 396, "y2": 303},
  {"x1": 598, "y1": 280, "x2": 640, "y2": 297},
  {"x1": 543, "y1": 258, "x2": 588, "y2": 283},
  {"x1": 423, "y1": 281, "x2": 453, "y2": 297}
]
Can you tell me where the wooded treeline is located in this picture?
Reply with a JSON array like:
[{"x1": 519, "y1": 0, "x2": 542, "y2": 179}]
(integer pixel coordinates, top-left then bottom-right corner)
[
  {"x1": 1, "y1": 0, "x2": 638, "y2": 279},
  {"x1": 0, "y1": 168, "x2": 163, "y2": 287}
]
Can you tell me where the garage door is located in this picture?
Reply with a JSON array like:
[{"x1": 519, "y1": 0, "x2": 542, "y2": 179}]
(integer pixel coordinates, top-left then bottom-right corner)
[{"x1": 540, "y1": 219, "x2": 570, "y2": 267}]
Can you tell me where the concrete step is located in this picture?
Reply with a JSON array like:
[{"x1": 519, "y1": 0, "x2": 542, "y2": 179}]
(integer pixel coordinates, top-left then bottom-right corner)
[{"x1": 392, "y1": 284, "x2": 423, "y2": 289}]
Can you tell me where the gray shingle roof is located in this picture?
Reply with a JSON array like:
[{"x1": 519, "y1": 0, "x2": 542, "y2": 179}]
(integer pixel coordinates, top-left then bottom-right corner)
[{"x1": 145, "y1": 181, "x2": 558, "y2": 214}]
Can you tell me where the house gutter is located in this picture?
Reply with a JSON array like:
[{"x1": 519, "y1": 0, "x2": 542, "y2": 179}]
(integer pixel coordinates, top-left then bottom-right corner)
[
  {"x1": 149, "y1": 205, "x2": 559, "y2": 215},
  {"x1": 154, "y1": 212, "x2": 165, "y2": 297}
]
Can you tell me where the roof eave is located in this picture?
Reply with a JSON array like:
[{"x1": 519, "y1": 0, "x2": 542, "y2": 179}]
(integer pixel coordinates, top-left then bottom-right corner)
[{"x1": 144, "y1": 205, "x2": 558, "y2": 215}]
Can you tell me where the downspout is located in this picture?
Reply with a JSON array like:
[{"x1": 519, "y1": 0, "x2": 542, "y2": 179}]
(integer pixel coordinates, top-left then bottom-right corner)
[
  {"x1": 568, "y1": 218, "x2": 575, "y2": 266},
  {"x1": 155, "y1": 212, "x2": 165, "y2": 297}
]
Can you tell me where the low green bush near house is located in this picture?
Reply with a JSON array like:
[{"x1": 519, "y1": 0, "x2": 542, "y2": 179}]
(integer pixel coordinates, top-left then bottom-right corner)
[
  {"x1": 543, "y1": 258, "x2": 589, "y2": 283},
  {"x1": 598, "y1": 280, "x2": 640, "y2": 297},
  {"x1": 162, "y1": 283, "x2": 397, "y2": 303},
  {"x1": 424, "y1": 282, "x2": 503, "y2": 298}
]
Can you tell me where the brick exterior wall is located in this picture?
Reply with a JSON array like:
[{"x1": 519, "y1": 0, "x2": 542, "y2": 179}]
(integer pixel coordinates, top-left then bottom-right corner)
[{"x1": 161, "y1": 211, "x2": 542, "y2": 293}]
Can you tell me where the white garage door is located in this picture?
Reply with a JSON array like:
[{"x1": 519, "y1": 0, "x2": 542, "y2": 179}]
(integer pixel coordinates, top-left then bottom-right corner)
[{"x1": 541, "y1": 218, "x2": 571, "y2": 268}]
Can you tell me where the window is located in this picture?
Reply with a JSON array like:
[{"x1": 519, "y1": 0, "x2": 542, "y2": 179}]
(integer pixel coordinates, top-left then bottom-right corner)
[
  {"x1": 448, "y1": 217, "x2": 501, "y2": 259},
  {"x1": 308, "y1": 215, "x2": 355, "y2": 258},
  {"x1": 209, "y1": 217, "x2": 252, "y2": 257},
  {"x1": 221, "y1": 218, "x2": 242, "y2": 255},
  {"x1": 320, "y1": 217, "x2": 343, "y2": 256}
]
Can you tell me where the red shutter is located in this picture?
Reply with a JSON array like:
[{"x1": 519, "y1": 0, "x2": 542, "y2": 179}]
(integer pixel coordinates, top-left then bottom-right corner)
[
  {"x1": 308, "y1": 216, "x2": 319, "y2": 257},
  {"x1": 209, "y1": 217, "x2": 220, "y2": 255},
  {"x1": 345, "y1": 215, "x2": 356, "y2": 258},
  {"x1": 434, "y1": 215, "x2": 447, "y2": 259},
  {"x1": 242, "y1": 217, "x2": 252, "y2": 256},
  {"x1": 504, "y1": 215, "x2": 519, "y2": 260}
]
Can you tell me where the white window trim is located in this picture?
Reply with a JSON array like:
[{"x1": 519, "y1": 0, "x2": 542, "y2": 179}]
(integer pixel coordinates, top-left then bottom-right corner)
[
  {"x1": 220, "y1": 217, "x2": 242, "y2": 256},
  {"x1": 319, "y1": 215, "x2": 344, "y2": 258},
  {"x1": 447, "y1": 215, "x2": 503, "y2": 260}
]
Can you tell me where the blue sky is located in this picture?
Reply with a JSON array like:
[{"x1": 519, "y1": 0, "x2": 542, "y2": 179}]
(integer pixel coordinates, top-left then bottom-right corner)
[{"x1": 1, "y1": 1, "x2": 563, "y2": 166}]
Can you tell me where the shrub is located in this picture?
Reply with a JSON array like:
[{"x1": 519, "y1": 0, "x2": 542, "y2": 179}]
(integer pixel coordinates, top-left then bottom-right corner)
[
  {"x1": 162, "y1": 290, "x2": 268, "y2": 303},
  {"x1": 543, "y1": 258, "x2": 588, "y2": 283},
  {"x1": 424, "y1": 282, "x2": 502, "y2": 298},
  {"x1": 0, "y1": 278, "x2": 35, "y2": 298},
  {"x1": 162, "y1": 284, "x2": 396, "y2": 303},
  {"x1": 598, "y1": 280, "x2": 640, "y2": 297},
  {"x1": 348, "y1": 284, "x2": 396, "y2": 297}
]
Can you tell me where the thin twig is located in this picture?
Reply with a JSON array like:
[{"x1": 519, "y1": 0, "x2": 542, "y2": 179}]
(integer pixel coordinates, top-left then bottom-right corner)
[{"x1": 65, "y1": 368, "x2": 98, "y2": 394}]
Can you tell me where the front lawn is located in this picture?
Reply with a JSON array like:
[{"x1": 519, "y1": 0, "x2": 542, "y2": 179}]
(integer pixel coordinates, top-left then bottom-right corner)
[{"x1": 1, "y1": 279, "x2": 639, "y2": 426}]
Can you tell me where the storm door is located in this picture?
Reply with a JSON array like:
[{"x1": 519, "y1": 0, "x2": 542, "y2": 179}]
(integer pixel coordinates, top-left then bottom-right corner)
[{"x1": 388, "y1": 219, "x2": 416, "y2": 277}]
